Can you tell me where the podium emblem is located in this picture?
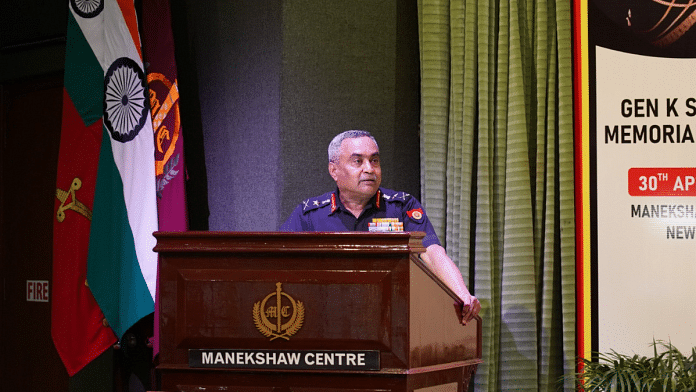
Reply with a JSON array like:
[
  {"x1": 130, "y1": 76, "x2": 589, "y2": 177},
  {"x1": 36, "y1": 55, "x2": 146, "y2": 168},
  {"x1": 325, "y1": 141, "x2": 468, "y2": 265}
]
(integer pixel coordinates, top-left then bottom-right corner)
[{"x1": 253, "y1": 283, "x2": 304, "y2": 340}]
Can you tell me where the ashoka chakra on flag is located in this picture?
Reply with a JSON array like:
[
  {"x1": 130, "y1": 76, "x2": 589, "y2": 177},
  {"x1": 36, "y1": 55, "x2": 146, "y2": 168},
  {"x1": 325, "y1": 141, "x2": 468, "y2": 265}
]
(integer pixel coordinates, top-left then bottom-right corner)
[
  {"x1": 104, "y1": 57, "x2": 149, "y2": 143},
  {"x1": 71, "y1": 0, "x2": 103, "y2": 18}
]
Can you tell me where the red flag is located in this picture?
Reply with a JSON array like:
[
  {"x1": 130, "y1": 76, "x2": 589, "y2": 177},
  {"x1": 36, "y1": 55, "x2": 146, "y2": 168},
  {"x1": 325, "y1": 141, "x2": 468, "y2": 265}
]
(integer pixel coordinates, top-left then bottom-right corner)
[
  {"x1": 52, "y1": 3, "x2": 121, "y2": 374},
  {"x1": 141, "y1": 0, "x2": 189, "y2": 356},
  {"x1": 52, "y1": 89, "x2": 117, "y2": 376}
]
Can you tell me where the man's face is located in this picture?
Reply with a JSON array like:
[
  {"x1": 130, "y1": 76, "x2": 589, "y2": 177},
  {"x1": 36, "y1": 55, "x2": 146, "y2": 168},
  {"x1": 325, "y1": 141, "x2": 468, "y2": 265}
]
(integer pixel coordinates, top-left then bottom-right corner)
[{"x1": 329, "y1": 136, "x2": 382, "y2": 200}]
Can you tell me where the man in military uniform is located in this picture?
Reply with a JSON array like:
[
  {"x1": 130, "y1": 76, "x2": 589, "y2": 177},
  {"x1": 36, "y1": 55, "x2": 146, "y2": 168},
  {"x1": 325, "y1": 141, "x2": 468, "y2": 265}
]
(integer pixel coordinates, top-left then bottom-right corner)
[{"x1": 280, "y1": 130, "x2": 481, "y2": 325}]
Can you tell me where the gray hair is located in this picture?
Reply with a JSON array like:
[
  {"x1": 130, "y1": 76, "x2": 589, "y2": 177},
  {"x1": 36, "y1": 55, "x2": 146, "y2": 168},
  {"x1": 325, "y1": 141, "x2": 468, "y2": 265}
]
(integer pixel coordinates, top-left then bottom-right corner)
[{"x1": 328, "y1": 130, "x2": 379, "y2": 163}]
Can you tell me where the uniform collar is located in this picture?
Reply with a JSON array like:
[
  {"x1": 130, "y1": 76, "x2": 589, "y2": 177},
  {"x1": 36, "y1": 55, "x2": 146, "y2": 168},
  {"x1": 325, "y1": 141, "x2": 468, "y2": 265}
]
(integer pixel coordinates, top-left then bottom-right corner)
[{"x1": 330, "y1": 188, "x2": 382, "y2": 214}]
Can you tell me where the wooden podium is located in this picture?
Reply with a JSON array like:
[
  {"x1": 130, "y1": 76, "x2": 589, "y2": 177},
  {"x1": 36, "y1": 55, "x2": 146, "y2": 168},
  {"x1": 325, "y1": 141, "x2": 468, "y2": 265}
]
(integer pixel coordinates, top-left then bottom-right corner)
[{"x1": 154, "y1": 231, "x2": 482, "y2": 392}]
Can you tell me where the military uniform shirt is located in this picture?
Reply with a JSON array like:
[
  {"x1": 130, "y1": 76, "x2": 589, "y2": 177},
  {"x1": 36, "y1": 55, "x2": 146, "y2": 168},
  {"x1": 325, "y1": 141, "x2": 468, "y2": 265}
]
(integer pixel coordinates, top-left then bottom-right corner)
[{"x1": 279, "y1": 188, "x2": 441, "y2": 248}]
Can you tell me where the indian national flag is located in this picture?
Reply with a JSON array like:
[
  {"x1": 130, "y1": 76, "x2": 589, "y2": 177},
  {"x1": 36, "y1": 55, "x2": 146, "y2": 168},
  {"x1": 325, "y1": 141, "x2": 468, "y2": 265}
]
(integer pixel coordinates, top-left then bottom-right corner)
[
  {"x1": 52, "y1": 0, "x2": 158, "y2": 375},
  {"x1": 84, "y1": 0, "x2": 159, "y2": 340}
]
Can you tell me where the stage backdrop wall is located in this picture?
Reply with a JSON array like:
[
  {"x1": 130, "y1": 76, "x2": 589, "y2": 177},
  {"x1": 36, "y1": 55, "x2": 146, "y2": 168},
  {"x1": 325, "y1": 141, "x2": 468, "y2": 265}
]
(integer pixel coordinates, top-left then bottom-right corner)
[{"x1": 177, "y1": 0, "x2": 421, "y2": 232}]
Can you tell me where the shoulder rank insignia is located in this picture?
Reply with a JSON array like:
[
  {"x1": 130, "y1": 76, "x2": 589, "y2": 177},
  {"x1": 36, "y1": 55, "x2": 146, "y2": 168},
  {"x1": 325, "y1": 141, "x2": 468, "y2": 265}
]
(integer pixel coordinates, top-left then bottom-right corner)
[
  {"x1": 302, "y1": 192, "x2": 333, "y2": 212},
  {"x1": 382, "y1": 191, "x2": 410, "y2": 202}
]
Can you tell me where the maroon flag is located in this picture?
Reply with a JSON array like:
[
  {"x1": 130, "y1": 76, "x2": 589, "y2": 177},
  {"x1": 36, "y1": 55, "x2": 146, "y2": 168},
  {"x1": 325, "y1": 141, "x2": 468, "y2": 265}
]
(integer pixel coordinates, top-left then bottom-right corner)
[{"x1": 141, "y1": 0, "x2": 189, "y2": 355}]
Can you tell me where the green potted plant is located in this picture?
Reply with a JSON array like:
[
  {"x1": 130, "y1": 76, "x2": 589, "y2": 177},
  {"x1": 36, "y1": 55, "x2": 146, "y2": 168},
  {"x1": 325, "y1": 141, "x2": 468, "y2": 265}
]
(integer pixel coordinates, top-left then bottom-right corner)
[{"x1": 568, "y1": 341, "x2": 696, "y2": 391}]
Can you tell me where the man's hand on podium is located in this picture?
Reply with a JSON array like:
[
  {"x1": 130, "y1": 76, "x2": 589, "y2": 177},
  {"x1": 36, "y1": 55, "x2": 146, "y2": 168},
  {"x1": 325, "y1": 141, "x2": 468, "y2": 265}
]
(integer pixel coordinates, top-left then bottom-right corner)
[
  {"x1": 456, "y1": 292, "x2": 481, "y2": 326},
  {"x1": 421, "y1": 244, "x2": 481, "y2": 325}
]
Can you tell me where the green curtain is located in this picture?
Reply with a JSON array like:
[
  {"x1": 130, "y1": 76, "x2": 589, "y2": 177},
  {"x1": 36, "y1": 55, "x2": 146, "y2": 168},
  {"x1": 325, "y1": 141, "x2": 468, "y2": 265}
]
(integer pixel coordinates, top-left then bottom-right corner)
[{"x1": 418, "y1": 0, "x2": 575, "y2": 391}]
